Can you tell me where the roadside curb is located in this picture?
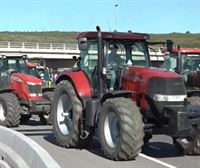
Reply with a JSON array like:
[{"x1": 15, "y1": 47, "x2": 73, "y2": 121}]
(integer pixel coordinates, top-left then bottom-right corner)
[{"x1": 0, "y1": 126, "x2": 61, "y2": 168}]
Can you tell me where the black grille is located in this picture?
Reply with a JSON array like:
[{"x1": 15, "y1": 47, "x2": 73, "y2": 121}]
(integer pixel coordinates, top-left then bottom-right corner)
[
  {"x1": 28, "y1": 84, "x2": 42, "y2": 95},
  {"x1": 148, "y1": 77, "x2": 186, "y2": 96}
]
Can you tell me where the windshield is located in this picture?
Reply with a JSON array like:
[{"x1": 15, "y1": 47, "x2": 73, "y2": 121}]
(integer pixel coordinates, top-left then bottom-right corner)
[
  {"x1": 163, "y1": 53, "x2": 200, "y2": 72},
  {"x1": 183, "y1": 54, "x2": 200, "y2": 72},
  {"x1": 79, "y1": 40, "x2": 149, "y2": 71},
  {"x1": 79, "y1": 40, "x2": 149, "y2": 92},
  {"x1": 0, "y1": 57, "x2": 29, "y2": 74}
]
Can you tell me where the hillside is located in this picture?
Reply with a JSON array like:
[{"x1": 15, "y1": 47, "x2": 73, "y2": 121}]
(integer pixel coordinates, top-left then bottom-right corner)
[
  {"x1": 0, "y1": 31, "x2": 200, "y2": 48},
  {"x1": 150, "y1": 33, "x2": 200, "y2": 48}
]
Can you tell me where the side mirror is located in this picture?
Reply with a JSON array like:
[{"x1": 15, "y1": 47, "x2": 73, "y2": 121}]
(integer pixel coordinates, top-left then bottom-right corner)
[
  {"x1": 78, "y1": 38, "x2": 88, "y2": 51},
  {"x1": 72, "y1": 56, "x2": 77, "y2": 60},
  {"x1": 166, "y1": 39, "x2": 173, "y2": 53}
]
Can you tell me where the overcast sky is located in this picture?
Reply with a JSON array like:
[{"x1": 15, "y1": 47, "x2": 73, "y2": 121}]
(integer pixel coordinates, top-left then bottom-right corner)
[{"x1": 0, "y1": 0, "x2": 199, "y2": 33}]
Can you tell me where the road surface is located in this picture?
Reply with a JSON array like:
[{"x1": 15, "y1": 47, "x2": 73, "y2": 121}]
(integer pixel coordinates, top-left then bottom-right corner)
[{"x1": 12, "y1": 119, "x2": 200, "y2": 168}]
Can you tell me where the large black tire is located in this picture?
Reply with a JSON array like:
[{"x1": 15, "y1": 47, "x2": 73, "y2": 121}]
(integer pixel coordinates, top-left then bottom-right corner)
[
  {"x1": 52, "y1": 80, "x2": 89, "y2": 148},
  {"x1": 177, "y1": 96, "x2": 200, "y2": 155},
  {"x1": 0, "y1": 93, "x2": 21, "y2": 127},
  {"x1": 40, "y1": 91, "x2": 54, "y2": 125},
  {"x1": 98, "y1": 97, "x2": 144, "y2": 160},
  {"x1": 173, "y1": 132, "x2": 200, "y2": 155}
]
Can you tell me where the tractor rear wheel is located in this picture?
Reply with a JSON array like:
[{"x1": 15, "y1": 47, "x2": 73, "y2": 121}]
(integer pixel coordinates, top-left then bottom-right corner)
[
  {"x1": 52, "y1": 80, "x2": 90, "y2": 148},
  {"x1": 98, "y1": 97, "x2": 144, "y2": 160},
  {"x1": 0, "y1": 93, "x2": 21, "y2": 127}
]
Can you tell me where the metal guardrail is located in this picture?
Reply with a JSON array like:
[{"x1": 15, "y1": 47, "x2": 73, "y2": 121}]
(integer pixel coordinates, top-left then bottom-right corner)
[
  {"x1": 0, "y1": 41, "x2": 164, "y2": 61},
  {"x1": 0, "y1": 41, "x2": 78, "y2": 50}
]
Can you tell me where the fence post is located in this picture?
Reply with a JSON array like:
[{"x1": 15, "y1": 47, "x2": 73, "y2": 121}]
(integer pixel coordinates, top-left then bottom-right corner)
[{"x1": 8, "y1": 42, "x2": 10, "y2": 48}]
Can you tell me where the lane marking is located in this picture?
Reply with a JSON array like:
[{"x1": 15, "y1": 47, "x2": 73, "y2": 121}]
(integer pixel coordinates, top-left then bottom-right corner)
[{"x1": 139, "y1": 153, "x2": 177, "y2": 168}]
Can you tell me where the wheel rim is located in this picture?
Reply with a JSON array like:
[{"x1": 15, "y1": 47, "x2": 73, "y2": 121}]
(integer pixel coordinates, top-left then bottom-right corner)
[
  {"x1": 104, "y1": 111, "x2": 119, "y2": 148},
  {"x1": 57, "y1": 93, "x2": 72, "y2": 135},
  {"x1": 0, "y1": 103, "x2": 6, "y2": 121}
]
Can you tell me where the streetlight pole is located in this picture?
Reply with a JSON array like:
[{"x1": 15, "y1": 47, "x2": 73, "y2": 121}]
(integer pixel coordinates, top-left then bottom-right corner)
[{"x1": 114, "y1": 4, "x2": 118, "y2": 32}]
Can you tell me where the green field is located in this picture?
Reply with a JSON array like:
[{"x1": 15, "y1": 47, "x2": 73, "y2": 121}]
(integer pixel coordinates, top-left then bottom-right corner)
[{"x1": 0, "y1": 31, "x2": 200, "y2": 48}]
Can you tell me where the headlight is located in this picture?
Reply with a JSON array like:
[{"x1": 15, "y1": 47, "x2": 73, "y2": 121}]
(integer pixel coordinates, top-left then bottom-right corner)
[
  {"x1": 27, "y1": 82, "x2": 42, "y2": 85},
  {"x1": 153, "y1": 94, "x2": 187, "y2": 102},
  {"x1": 29, "y1": 93, "x2": 42, "y2": 97},
  {"x1": 10, "y1": 76, "x2": 24, "y2": 83}
]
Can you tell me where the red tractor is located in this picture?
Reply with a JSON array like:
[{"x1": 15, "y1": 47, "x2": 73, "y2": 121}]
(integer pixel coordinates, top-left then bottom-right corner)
[
  {"x1": 52, "y1": 27, "x2": 200, "y2": 160},
  {"x1": 0, "y1": 55, "x2": 51, "y2": 127},
  {"x1": 162, "y1": 42, "x2": 200, "y2": 98},
  {"x1": 27, "y1": 62, "x2": 54, "y2": 124}
]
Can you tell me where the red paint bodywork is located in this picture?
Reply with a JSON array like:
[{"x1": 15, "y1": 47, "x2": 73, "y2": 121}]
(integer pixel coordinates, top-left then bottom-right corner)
[
  {"x1": 172, "y1": 48, "x2": 200, "y2": 54},
  {"x1": 56, "y1": 69, "x2": 92, "y2": 97},
  {"x1": 9, "y1": 73, "x2": 43, "y2": 100},
  {"x1": 121, "y1": 66, "x2": 179, "y2": 92},
  {"x1": 121, "y1": 66, "x2": 181, "y2": 109}
]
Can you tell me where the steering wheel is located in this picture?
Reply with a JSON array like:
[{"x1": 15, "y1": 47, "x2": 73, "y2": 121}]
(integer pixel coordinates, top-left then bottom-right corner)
[{"x1": 110, "y1": 57, "x2": 126, "y2": 68}]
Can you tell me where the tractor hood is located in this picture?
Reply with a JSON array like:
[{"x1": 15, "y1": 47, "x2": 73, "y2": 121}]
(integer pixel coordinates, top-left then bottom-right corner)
[
  {"x1": 120, "y1": 66, "x2": 184, "y2": 95},
  {"x1": 11, "y1": 73, "x2": 43, "y2": 85},
  {"x1": 126, "y1": 66, "x2": 180, "y2": 79}
]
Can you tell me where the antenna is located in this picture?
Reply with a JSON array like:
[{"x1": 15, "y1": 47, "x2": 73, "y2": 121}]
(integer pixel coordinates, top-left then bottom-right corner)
[{"x1": 106, "y1": 18, "x2": 111, "y2": 32}]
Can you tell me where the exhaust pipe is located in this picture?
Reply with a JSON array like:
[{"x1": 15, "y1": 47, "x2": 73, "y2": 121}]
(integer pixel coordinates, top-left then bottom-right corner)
[{"x1": 96, "y1": 26, "x2": 104, "y2": 97}]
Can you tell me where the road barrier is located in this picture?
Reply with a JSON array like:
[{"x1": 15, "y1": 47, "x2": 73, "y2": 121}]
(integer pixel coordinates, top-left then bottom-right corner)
[{"x1": 0, "y1": 126, "x2": 61, "y2": 168}]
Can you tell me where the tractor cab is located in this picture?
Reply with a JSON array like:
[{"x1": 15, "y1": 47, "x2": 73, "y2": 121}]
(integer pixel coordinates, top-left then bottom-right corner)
[
  {"x1": 76, "y1": 31, "x2": 150, "y2": 95},
  {"x1": 0, "y1": 55, "x2": 31, "y2": 89},
  {"x1": 162, "y1": 44, "x2": 200, "y2": 91}
]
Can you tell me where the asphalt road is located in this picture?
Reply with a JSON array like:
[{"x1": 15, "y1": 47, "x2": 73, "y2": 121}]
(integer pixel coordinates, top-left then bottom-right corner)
[{"x1": 13, "y1": 119, "x2": 200, "y2": 168}]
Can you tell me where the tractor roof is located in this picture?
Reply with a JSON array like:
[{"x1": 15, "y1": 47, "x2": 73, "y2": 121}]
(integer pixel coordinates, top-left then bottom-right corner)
[
  {"x1": 77, "y1": 31, "x2": 150, "y2": 41},
  {"x1": 171, "y1": 48, "x2": 200, "y2": 54}
]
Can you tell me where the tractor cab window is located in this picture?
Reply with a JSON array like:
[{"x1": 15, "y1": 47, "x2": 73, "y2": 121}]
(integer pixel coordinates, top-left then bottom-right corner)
[
  {"x1": 79, "y1": 40, "x2": 98, "y2": 83},
  {"x1": 105, "y1": 41, "x2": 149, "y2": 68},
  {"x1": 131, "y1": 42, "x2": 149, "y2": 66},
  {"x1": 106, "y1": 43, "x2": 126, "y2": 69},
  {"x1": 18, "y1": 59, "x2": 29, "y2": 74},
  {"x1": 162, "y1": 54, "x2": 177, "y2": 71},
  {"x1": 183, "y1": 55, "x2": 200, "y2": 72}
]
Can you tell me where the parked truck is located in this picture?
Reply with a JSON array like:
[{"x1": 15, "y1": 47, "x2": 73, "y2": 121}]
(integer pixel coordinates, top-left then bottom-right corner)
[{"x1": 52, "y1": 27, "x2": 200, "y2": 160}]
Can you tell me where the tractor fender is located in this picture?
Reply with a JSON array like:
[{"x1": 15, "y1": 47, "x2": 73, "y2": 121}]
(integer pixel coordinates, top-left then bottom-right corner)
[
  {"x1": 92, "y1": 91, "x2": 134, "y2": 126},
  {"x1": 0, "y1": 89, "x2": 14, "y2": 95},
  {"x1": 56, "y1": 69, "x2": 92, "y2": 97},
  {"x1": 100, "y1": 90, "x2": 133, "y2": 103}
]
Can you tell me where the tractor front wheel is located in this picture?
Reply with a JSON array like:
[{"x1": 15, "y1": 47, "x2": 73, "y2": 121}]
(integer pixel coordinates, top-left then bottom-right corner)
[
  {"x1": 0, "y1": 93, "x2": 21, "y2": 127},
  {"x1": 52, "y1": 80, "x2": 89, "y2": 148},
  {"x1": 98, "y1": 97, "x2": 144, "y2": 160}
]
